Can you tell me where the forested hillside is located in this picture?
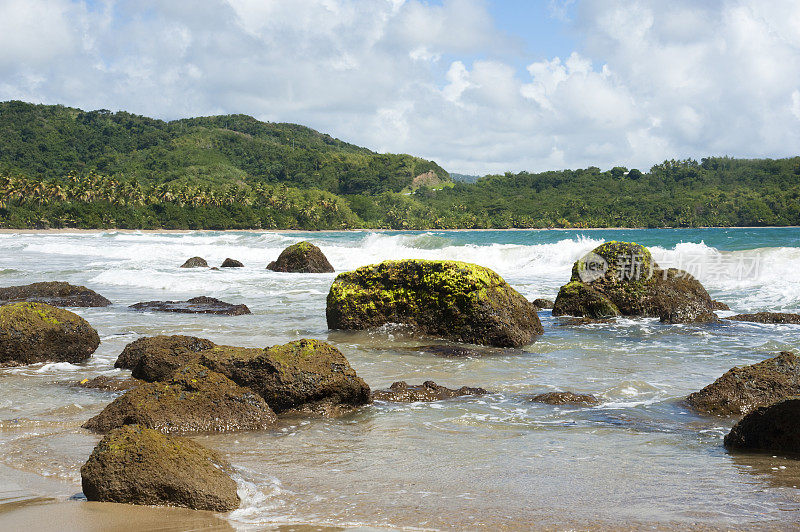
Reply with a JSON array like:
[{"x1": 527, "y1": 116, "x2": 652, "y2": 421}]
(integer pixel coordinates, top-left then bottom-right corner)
[{"x1": 1, "y1": 101, "x2": 798, "y2": 230}]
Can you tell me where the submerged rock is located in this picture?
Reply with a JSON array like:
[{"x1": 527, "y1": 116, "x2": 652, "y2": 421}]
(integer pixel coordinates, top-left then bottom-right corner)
[
  {"x1": 75, "y1": 375, "x2": 141, "y2": 392},
  {"x1": 553, "y1": 241, "x2": 715, "y2": 323},
  {"x1": 180, "y1": 257, "x2": 208, "y2": 268},
  {"x1": 686, "y1": 351, "x2": 800, "y2": 416},
  {"x1": 80, "y1": 425, "x2": 240, "y2": 511},
  {"x1": 220, "y1": 258, "x2": 243, "y2": 268},
  {"x1": 415, "y1": 345, "x2": 484, "y2": 358},
  {"x1": 533, "y1": 298, "x2": 554, "y2": 309},
  {"x1": 114, "y1": 335, "x2": 217, "y2": 382},
  {"x1": 200, "y1": 339, "x2": 371, "y2": 414},
  {"x1": 726, "y1": 312, "x2": 800, "y2": 324},
  {"x1": 724, "y1": 398, "x2": 800, "y2": 455},
  {"x1": 372, "y1": 380, "x2": 487, "y2": 402},
  {"x1": 267, "y1": 241, "x2": 334, "y2": 273},
  {"x1": 129, "y1": 296, "x2": 251, "y2": 316},
  {"x1": 0, "y1": 302, "x2": 100, "y2": 366},
  {"x1": 83, "y1": 363, "x2": 276, "y2": 434},
  {"x1": 529, "y1": 391, "x2": 600, "y2": 406},
  {"x1": 326, "y1": 259, "x2": 543, "y2": 347},
  {"x1": 0, "y1": 281, "x2": 110, "y2": 307}
]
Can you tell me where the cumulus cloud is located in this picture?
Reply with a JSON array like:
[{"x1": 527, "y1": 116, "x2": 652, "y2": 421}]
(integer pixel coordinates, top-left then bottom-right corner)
[{"x1": 0, "y1": 0, "x2": 799, "y2": 174}]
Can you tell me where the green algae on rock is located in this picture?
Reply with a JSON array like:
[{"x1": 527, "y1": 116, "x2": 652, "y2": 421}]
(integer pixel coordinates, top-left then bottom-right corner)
[
  {"x1": 724, "y1": 398, "x2": 800, "y2": 455},
  {"x1": 80, "y1": 425, "x2": 240, "y2": 511},
  {"x1": 687, "y1": 351, "x2": 800, "y2": 416},
  {"x1": 267, "y1": 241, "x2": 334, "y2": 273},
  {"x1": 326, "y1": 259, "x2": 543, "y2": 347},
  {"x1": 200, "y1": 339, "x2": 371, "y2": 414},
  {"x1": 0, "y1": 302, "x2": 100, "y2": 366},
  {"x1": 114, "y1": 335, "x2": 217, "y2": 382},
  {"x1": 553, "y1": 241, "x2": 715, "y2": 323},
  {"x1": 82, "y1": 363, "x2": 277, "y2": 434}
]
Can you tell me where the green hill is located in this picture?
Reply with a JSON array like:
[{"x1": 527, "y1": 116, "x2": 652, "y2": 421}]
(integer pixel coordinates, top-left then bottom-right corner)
[{"x1": 0, "y1": 101, "x2": 448, "y2": 195}]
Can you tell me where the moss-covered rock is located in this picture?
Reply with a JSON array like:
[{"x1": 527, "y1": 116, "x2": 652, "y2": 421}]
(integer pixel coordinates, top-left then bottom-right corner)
[
  {"x1": 80, "y1": 425, "x2": 240, "y2": 511},
  {"x1": 83, "y1": 363, "x2": 276, "y2": 434},
  {"x1": 0, "y1": 302, "x2": 99, "y2": 366},
  {"x1": 267, "y1": 241, "x2": 334, "y2": 273},
  {"x1": 115, "y1": 335, "x2": 217, "y2": 382},
  {"x1": 180, "y1": 257, "x2": 208, "y2": 268},
  {"x1": 529, "y1": 391, "x2": 600, "y2": 406},
  {"x1": 532, "y1": 298, "x2": 554, "y2": 309},
  {"x1": 724, "y1": 398, "x2": 800, "y2": 455},
  {"x1": 326, "y1": 259, "x2": 543, "y2": 347},
  {"x1": 371, "y1": 381, "x2": 486, "y2": 402},
  {"x1": 554, "y1": 241, "x2": 714, "y2": 323},
  {"x1": 0, "y1": 281, "x2": 110, "y2": 307},
  {"x1": 200, "y1": 339, "x2": 371, "y2": 414},
  {"x1": 726, "y1": 312, "x2": 800, "y2": 324},
  {"x1": 686, "y1": 351, "x2": 800, "y2": 416},
  {"x1": 75, "y1": 375, "x2": 142, "y2": 392}
]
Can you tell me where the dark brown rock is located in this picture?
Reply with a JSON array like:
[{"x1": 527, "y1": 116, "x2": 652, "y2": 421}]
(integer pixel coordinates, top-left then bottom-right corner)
[
  {"x1": 200, "y1": 339, "x2": 371, "y2": 414},
  {"x1": 220, "y1": 258, "x2": 243, "y2": 268},
  {"x1": 326, "y1": 259, "x2": 543, "y2": 347},
  {"x1": 0, "y1": 302, "x2": 100, "y2": 366},
  {"x1": 372, "y1": 381, "x2": 487, "y2": 402},
  {"x1": 533, "y1": 298, "x2": 554, "y2": 309},
  {"x1": 75, "y1": 375, "x2": 142, "y2": 392},
  {"x1": 726, "y1": 312, "x2": 800, "y2": 324},
  {"x1": 180, "y1": 257, "x2": 208, "y2": 268},
  {"x1": 266, "y1": 241, "x2": 334, "y2": 273},
  {"x1": 129, "y1": 296, "x2": 250, "y2": 316},
  {"x1": 686, "y1": 351, "x2": 800, "y2": 416},
  {"x1": 114, "y1": 335, "x2": 217, "y2": 382},
  {"x1": 83, "y1": 363, "x2": 277, "y2": 434},
  {"x1": 0, "y1": 281, "x2": 110, "y2": 307},
  {"x1": 529, "y1": 391, "x2": 600, "y2": 406},
  {"x1": 712, "y1": 300, "x2": 731, "y2": 311},
  {"x1": 415, "y1": 345, "x2": 483, "y2": 357},
  {"x1": 80, "y1": 425, "x2": 240, "y2": 511},
  {"x1": 724, "y1": 398, "x2": 800, "y2": 455}
]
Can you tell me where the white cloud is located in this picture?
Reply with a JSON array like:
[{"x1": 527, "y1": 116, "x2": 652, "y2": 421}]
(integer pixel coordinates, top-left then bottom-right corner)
[{"x1": 0, "y1": 0, "x2": 799, "y2": 174}]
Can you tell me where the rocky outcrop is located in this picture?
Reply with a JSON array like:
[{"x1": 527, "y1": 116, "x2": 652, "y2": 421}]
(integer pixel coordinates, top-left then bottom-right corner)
[
  {"x1": 712, "y1": 300, "x2": 731, "y2": 311},
  {"x1": 326, "y1": 259, "x2": 543, "y2": 347},
  {"x1": 726, "y1": 312, "x2": 800, "y2": 324},
  {"x1": 75, "y1": 375, "x2": 141, "y2": 392},
  {"x1": 533, "y1": 298, "x2": 554, "y2": 309},
  {"x1": 220, "y1": 258, "x2": 243, "y2": 268},
  {"x1": 114, "y1": 335, "x2": 217, "y2": 382},
  {"x1": 83, "y1": 363, "x2": 276, "y2": 434},
  {"x1": 686, "y1": 351, "x2": 800, "y2": 416},
  {"x1": 724, "y1": 398, "x2": 800, "y2": 455},
  {"x1": 0, "y1": 302, "x2": 100, "y2": 366},
  {"x1": 553, "y1": 241, "x2": 715, "y2": 323},
  {"x1": 200, "y1": 339, "x2": 371, "y2": 414},
  {"x1": 0, "y1": 281, "x2": 110, "y2": 307},
  {"x1": 129, "y1": 297, "x2": 251, "y2": 316},
  {"x1": 180, "y1": 257, "x2": 208, "y2": 268},
  {"x1": 80, "y1": 425, "x2": 240, "y2": 511},
  {"x1": 372, "y1": 381, "x2": 487, "y2": 402},
  {"x1": 529, "y1": 391, "x2": 600, "y2": 406},
  {"x1": 266, "y1": 241, "x2": 334, "y2": 273}
]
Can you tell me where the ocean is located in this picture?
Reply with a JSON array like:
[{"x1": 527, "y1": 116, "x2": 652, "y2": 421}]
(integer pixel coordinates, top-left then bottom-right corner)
[{"x1": 0, "y1": 228, "x2": 799, "y2": 530}]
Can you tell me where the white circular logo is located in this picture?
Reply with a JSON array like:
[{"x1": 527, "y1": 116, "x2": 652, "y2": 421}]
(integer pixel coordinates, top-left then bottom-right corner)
[{"x1": 576, "y1": 252, "x2": 608, "y2": 282}]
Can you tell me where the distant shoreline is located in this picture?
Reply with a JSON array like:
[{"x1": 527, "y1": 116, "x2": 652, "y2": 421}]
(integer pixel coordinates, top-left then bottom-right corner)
[{"x1": 0, "y1": 226, "x2": 798, "y2": 235}]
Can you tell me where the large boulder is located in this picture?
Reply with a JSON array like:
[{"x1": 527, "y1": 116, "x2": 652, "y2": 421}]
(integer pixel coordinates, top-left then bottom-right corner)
[
  {"x1": 180, "y1": 257, "x2": 208, "y2": 268},
  {"x1": 80, "y1": 425, "x2": 240, "y2": 511},
  {"x1": 326, "y1": 259, "x2": 543, "y2": 347},
  {"x1": 83, "y1": 363, "x2": 276, "y2": 434},
  {"x1": 267, "y1": 241, "x2": 334, "y2": 273},
  {"x1": 372, "y1": 380, "x2": 486, "y2": 402},
  {"x1": 553, "y1": 241, "x2": 715, "y2": 323},
  {"x1": 200, "y1": 339, "x2": 371, "y2": 414},
  {"x1": 726, "y1": 312, "x2": 800, "y2": 325},
  {"x1": 129, "y1": 296, "x2": 251, "y2": 316},
  {"x1": 724, "y1": 398, "x2": 800, "y2": 455},
  {"x1": 0, "y1": 302, "x2": 100, "y2": 366},
  {"x1": 115, "y1": 335, "x2": 217, "y2": 381},
  {"x1": 686, "y1": 351, "x2": 800, "y2": 416},
  {"x1": 0, "y1": 281, "x2": 110, "y2": 307},
  {"x1": 533, "y1": 298, "x2": 554, "y2": 309},
  {"x1": 220, "y1": 258, "x2": 243, "y2": 268}
]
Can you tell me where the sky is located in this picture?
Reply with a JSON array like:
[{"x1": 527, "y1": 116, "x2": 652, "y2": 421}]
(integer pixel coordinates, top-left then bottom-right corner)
[{"x1": 1, "y1": 0, "x2": 800, "y2": 175}]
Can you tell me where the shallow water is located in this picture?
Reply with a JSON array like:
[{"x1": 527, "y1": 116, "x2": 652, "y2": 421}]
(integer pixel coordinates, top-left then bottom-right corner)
[{"x1": 0, "y1": 228, "x2": 799, "y2": 530}]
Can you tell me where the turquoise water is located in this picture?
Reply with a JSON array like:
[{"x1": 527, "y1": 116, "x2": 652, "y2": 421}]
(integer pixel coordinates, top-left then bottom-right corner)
[{"x1": 0, "y1": 228, "x2": 798, "y2": 530}]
